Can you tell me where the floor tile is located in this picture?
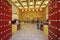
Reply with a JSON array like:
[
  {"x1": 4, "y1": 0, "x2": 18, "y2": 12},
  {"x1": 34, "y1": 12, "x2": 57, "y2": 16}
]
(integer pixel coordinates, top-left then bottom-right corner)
[{"x1": 10, "y1": 23, "x2": 48, "y2": 40}]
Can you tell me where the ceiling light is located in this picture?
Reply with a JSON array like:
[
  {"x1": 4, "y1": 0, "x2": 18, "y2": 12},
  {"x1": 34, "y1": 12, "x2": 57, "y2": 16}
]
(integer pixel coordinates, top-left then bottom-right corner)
[
  {"x1": 29, "y1": 2, "x2": 33, "y2": 5},
  {"x1": 41, "y1": 5, "x2": 45, "y2": 8},
  {"x1": 29, "y1": 6, "x2": 34, "y2": 8},
  {"x1": 37, "y1": 2, "x2": 40, "y2": 4},
  {"x1": 32, "y1": 9, "x2": 34, "y2": 11},
  {"x1": 40, "y1": 9, "x2": 42, "y2": 11},
  {"x1": 44, "y1": 1, "x2": 49, "y2": 4},
  {"x1": 36, "y1": 9, "x2": 38, "y2": 11},
  {"x1": 22, "y1": 3, "x2": 26, "y2": 5},
  {"x1": 24, "y1": 6, "x2": 28, "y2": 8},
  {"x1": 25, "y1": 9, "x2": 27, "y2": 11},
  {"x1": 11, "y1": 0, "x2": 17, "y2": 2},
  {"x1": 20, "y1": 0, "x2": 26, "y2": 1},
  {"x1": 19, "y1": 7, "x2": 22, "y2": 9},
  {"x1": 36, "y1": 1, "x2": 42, "y2": 4},
  {"x1": 29, "y1": 9, "x2": 31, "y2": 11},
  {"x1": 22, "y1": 9, "x2": 24, "y2": 12},
  {"x1": 36, "y1": 6, "x2": 39, "y2": 8},
  {"x1": 15, "y1": 3, "x2": 20, "y2": 6}
]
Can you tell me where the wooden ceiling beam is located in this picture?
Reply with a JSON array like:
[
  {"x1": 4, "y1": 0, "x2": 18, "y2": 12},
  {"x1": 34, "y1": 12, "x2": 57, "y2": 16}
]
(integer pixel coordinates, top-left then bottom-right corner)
[
  {"x1": 39, "y1": 0, "x2": 45, "y2": 7},
  {"x1": 26, "y1": 0, "x2": 29, "y2": 8},
  {"x1": 34, "y1": 0, "x2": 36, "y2": 8},
  {"x1": 18, "y1": 0, "x2": 24, "y2": 8},
  {"x1": 9, "y1": 0, "x2": 19, "y2": 9}
]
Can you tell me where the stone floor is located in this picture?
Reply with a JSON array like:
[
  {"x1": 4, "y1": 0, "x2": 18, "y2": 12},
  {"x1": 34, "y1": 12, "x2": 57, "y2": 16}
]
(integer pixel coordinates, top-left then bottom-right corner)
[{"x1": 10, "y1": 23, "x2": 48, "y2": 40}]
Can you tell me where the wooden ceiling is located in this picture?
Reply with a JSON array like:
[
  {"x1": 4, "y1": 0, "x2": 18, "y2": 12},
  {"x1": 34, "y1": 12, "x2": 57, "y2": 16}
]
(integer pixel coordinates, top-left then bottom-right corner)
[{"x1": 9, "y1": 0, "x2": 49, "y2": 9}]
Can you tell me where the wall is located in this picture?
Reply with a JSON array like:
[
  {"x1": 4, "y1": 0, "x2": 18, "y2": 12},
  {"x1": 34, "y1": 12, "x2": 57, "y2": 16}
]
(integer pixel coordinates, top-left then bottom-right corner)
[
  {"x1": 18, "y1": 9, "x2": 22, "y2": 21},
  {"x1": 12, "y1": 3, "x2": 19, "y2": 20},
  {"x1": 48, "y1": 0, "x2": 60, "y2": 40},
  {"x1": 19, "y1": 8, "x2": 46, "y2": 22},
  {"x1": 0, "y1": 0, "x2": 12, "y2": 40},
  {"x1": 46, "y1": 6, "x2": 48, "y2": 19}
]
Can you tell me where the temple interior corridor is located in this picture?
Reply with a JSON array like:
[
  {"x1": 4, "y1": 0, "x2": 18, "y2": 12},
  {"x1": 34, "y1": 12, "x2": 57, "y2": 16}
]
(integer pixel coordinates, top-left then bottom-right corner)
[{"x1": 0, "y1": 0, "x2": 60, "y2": 40}]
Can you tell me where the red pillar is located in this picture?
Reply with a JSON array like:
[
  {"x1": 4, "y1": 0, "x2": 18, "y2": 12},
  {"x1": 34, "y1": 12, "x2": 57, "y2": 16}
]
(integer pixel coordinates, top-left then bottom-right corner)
[
  {"x1": 0, "y1": 0, "x2": 12, "y2": 40},
  {"x1": 48, "y1": 0, "x2": 60, "y2": 40}
]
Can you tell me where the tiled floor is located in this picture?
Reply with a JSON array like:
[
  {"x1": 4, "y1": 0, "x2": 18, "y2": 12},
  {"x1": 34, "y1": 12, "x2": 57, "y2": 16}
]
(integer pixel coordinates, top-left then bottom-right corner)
[{"x1": 10, "y1": 23, "x2": 48, "y2": 40}]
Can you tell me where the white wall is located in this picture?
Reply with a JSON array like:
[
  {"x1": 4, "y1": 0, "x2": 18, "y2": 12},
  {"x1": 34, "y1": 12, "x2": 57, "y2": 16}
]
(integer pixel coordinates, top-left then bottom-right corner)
[
  {"x1": 12, "y1": 14, "x2": 18, "y2": 20},
  {"x1": 46, "y1": 6, "x2": 48, "y2": 19},
  {"x1": 12, "y1": 4, "x2": 19, "y2": 20},
  {"x1": 7, "y1": 0, "x2": 19, "y2": 20}
]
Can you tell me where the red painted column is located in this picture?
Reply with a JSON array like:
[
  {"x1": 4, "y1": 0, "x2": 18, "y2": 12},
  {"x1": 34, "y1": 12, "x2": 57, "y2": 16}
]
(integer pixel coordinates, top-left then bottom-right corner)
[
  {"x1": 0, "y1": 0, "x2": 12, "y2": 40},
  {"x1": 48, "y1": 0, "x2": 60, "y2": 40}
]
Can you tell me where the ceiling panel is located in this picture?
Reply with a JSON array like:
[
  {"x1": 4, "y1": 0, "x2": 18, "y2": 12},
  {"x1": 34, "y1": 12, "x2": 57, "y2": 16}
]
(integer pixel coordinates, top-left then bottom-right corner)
[
  {"x1": 43, "y1": 0, "x2": 49, "y2": 5},
  {"x1": 29, "y1": 2, "x2": 34, "y2": 5},
  {"x1": 29, "y1": 0, "x2": 34, "y2": 2},
  {"x1": 22, "y1": 2, "x2": 27, "y2": 6},
  {"x1": 35, "y1": 6, "x2": 39, "y2": 8},
  {"x1": 11, "y1": 0, "x2": 18, "y2": 2},
  {"x1": 24, "y1": 6, "x2": 28, "y2": 8},
  {"x1": 29, "y1": 6, "x2": 34, "y2": 8},
  {"x1": 41, "y1": 0, "x2": 49, "y2": 8},
  {"x1": 10, "y1": 0, "x2": 49, "y2": 9},
  {"x1": 36, "y1": 1, "x2": 42, "y2": 5},
  {"x1": 14, "y1": 2, "x2": 21, "y2": 6},
  {"x1": 19, "y1": 0, "x2": 26, "y2": 1}
]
